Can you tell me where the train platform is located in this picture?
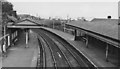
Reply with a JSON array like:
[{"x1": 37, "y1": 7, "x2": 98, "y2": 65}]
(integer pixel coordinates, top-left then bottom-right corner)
[
  {"x1": 41, "y1": 27, "x2": 117, "y2": 67},
  {"x1": 2, "y1": 30, "x2": 39, "y2": 67}
]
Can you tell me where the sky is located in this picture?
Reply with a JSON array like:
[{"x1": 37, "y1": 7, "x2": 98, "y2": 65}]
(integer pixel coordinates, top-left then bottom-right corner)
[
  {"x1": 7, "y1": 0, "x2": 119, "y2": 19},
  {"x1": 118, "y1": 1, "x2": 120, "y2": 17}
]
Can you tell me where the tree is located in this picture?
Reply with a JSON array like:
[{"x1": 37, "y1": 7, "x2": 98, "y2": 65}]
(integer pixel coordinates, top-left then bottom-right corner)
[
  {"x1": 2, "y1": 1, "x2": 18, "y2": 23},
  {"x1": 2, "y1": 1, "x2": 13, "y2": 13},
  {"x1": 2, "y1": 1, "x2": 13, "y2": 23}
]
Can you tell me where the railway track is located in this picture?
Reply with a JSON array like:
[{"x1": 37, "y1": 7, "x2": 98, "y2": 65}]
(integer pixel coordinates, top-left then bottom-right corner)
[
  {"x1": 40, "y1": 29, "x2": 98, "y2": 68},
  {"x1": 36, "y1": 30, "x2": 71, "y2": 68},
  {"x1": 37, "y1": 38, "x2": 46, "y2": 68},
  {"x1": 33, "y1": 29, "x2": 97, "y2": 69},
  {"x1": 38, "y1": 34, "x2": 57, "y2": 68}
]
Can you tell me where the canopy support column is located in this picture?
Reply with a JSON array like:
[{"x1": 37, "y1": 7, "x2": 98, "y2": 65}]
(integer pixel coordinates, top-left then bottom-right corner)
[
  {"x1": 105, "y1": 43, "x2": 109, "y2": 62},
  {"x1": 74, "y1": 29, "x2": 77, "y2": 41},
  {"x1": 25, "y1": 29, "x2": 29, "y2": 48}
]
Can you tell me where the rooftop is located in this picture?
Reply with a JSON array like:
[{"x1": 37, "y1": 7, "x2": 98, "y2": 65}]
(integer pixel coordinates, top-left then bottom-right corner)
[{"x1": 66, "y1": 18, "x2": 119, "y2": 40}]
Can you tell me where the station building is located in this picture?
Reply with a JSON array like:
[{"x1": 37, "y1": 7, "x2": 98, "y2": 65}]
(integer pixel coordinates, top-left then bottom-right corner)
[{"x1": 0, "y1": 18, "x2": 42, "y2": 56}]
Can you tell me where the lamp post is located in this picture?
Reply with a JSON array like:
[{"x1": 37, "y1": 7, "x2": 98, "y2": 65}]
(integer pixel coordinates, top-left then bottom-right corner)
[
  {"x1": 43, "y1": 19, "x2": 45, "y2": 27},
  {"x1": 63, "y1": 22, "x2": 65, "y2": 32},
  {"x1": 53, "y1": 19, "x2": 54, "y2": 29}
]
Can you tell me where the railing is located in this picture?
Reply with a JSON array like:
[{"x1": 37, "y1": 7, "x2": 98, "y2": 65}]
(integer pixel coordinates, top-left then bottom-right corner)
[
  {"x1": 0, "y1": 34, "x2": 9, "y2": 41},
  {"x1": 0, "y1": 34, "x2": 9, "y2": 53},
  {"x1": 0, "y1": 30, "x2": 18, "y2": 53}
]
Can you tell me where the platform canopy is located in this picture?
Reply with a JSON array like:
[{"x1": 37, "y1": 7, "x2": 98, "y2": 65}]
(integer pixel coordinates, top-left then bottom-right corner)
[
  {"x1": 67, "y1": 18, "x2": 119, "y2": 40},
  {"x1": 7, "y1": 18, "x2": 42, "y2": 28},
  {"x1": 66, "y1": 18, "x2": 120, "y2": 48}
]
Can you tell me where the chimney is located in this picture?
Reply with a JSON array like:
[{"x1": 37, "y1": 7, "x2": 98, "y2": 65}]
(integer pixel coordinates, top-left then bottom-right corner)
[{"x1": 107, "y1": 16, "x2": 111, "y2": 19}]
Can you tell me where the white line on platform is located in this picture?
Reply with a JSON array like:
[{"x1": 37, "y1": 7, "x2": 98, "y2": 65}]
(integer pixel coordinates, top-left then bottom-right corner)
[{"x1": 31, "y1": 48, "x2": 38, "y2": 67}]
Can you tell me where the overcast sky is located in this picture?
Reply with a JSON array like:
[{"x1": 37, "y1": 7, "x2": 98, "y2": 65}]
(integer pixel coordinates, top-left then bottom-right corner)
[{"x1": 7, "y1": 0, "x2": 119, "y2": 19}]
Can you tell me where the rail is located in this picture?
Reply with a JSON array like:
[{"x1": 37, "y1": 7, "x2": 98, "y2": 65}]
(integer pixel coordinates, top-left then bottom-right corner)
[
  {"x1": 37, "y1": 38, "x2": 46, "y2": 68},
  {"x1": 37, "y1": 33, "x2": 57, "y2": 68}
]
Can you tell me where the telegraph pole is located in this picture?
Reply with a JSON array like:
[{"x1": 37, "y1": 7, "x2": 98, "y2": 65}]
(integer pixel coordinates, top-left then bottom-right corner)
[
  {"x1": 53, "y1": 19, "x2": 54, "y2": 29},
  {"x1": 64, "y1": 14, "x2": 69, "y2": 32}
]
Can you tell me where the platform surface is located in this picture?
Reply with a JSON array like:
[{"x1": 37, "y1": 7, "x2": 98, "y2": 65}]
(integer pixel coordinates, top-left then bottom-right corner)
[{"x1": 2, "y1": 30, "x2": 39, "y2": 67}]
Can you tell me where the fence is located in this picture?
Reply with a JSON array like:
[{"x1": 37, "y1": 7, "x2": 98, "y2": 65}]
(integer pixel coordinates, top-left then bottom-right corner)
[{"x1": 0, "y1": 30, "x2": 18, "y2": 54}]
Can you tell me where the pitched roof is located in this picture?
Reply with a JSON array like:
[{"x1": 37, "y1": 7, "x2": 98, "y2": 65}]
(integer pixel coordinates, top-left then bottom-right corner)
[
  {"x1": 66, "y1": 18, "x2": 119, "y2": 40},
  {"x1": 15, "y1": 18, "x2": 42, "y2": 26}
]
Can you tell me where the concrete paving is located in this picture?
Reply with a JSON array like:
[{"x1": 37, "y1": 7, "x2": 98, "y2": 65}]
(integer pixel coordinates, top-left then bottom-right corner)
[
  {"x1": 2, "y1": 30, "x2": 39, "y2": 67},
  {"x1": 41, "y1": 27, "x2": 117, "y2": 67}
]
